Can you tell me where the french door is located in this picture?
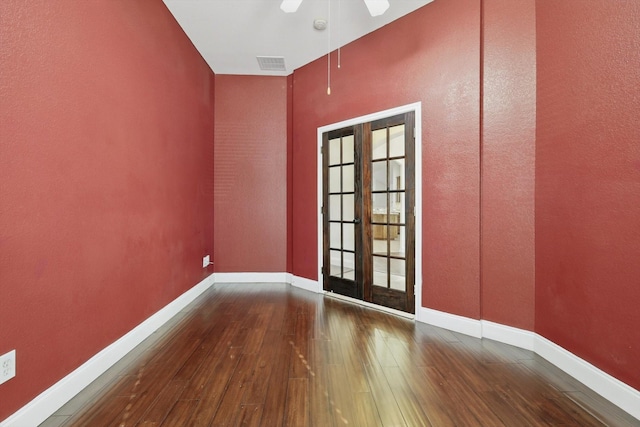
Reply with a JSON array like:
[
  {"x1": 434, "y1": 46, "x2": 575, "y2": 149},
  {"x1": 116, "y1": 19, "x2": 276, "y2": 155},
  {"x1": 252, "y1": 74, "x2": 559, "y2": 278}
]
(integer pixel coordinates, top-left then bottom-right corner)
[{"x1": 322, "y1": 112, "x2": 415, "y2": 313}]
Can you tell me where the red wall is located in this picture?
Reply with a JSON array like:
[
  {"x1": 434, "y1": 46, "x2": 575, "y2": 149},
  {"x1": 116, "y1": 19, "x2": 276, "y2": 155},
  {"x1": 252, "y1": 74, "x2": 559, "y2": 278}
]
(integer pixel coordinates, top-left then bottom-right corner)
[
  {"x1": 291, "y1": 0, "x2": 482, "y2": 319},
  {"x1": 0, "y1": 1, "x2": 215, "y2": 420},
  {"x1": 2, "y1": 0, "x2": 638, "y2": 420},
  {"x1": 481, "y1": 0, "x2": 536, "y2": 329},
  {"x1": 535, "y1": 0, "x2": 640, "y2": 390},
  {"x1": 214, "y1": 75, "x2": 288, "y2": 272}
]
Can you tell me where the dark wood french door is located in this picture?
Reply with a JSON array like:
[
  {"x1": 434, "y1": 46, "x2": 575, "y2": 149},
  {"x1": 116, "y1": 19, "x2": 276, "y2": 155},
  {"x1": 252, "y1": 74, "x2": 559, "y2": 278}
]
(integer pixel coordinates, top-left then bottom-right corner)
[{"x1": 323, "y1": 112, "x2": 415, "y2": 313}]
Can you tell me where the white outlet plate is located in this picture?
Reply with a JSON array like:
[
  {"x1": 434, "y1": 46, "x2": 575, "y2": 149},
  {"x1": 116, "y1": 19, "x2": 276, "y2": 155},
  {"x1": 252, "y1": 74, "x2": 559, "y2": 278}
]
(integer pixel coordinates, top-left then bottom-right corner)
[
  {"x1": 0, "y1": 350, "x2": 16, "y2": 385},
  {"x1": 202, "y1": 255, "x2": 210, "y2": 268}
]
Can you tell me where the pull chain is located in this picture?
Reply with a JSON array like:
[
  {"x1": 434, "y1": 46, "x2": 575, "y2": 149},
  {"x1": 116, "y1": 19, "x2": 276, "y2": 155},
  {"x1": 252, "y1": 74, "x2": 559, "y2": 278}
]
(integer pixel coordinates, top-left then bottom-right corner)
[
  {"x1": 337, "y1": 0, "x2": 341, "y2": 69},
  {"x1": 327, "y1": 0, "x2": 331, "y2": 95}
]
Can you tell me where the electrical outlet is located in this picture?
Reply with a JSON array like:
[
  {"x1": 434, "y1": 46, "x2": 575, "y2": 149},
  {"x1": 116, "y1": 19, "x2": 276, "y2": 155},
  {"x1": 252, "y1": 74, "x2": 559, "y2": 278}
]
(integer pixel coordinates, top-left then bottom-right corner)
[
  {"x1": 0, "y1": 350, "x2": 16, "y2": 385},
  {"x1": 202, "y1": 255, "x2": 210, "y2": 268}
]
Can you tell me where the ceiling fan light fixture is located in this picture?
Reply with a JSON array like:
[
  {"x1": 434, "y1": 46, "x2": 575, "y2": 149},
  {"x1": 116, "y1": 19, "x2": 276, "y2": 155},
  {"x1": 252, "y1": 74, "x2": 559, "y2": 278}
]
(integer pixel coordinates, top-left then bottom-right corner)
[
  {"x1": 280, "y1": 0, "x2": 303, "y2": 13},
  {"x1": 313, "y1": 18, "x2": 328, "y2": 31},
  {"x1": 363, "y1": 0, "x2": 390, "y2": 17}
]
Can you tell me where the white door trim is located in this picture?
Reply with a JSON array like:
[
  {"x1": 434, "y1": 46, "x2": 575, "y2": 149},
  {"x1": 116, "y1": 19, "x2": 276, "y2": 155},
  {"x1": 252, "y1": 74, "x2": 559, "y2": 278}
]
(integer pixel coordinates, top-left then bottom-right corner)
[{"x1": 316, "y1": 102, "x2": 423, "y2": 315}]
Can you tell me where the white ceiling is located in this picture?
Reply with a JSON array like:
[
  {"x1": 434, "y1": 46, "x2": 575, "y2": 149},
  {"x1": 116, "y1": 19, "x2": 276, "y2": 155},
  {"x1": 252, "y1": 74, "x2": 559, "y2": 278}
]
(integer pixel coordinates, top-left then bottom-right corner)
[{"x1": 163, "y1": 0, "x2": 434, "y2": 76}]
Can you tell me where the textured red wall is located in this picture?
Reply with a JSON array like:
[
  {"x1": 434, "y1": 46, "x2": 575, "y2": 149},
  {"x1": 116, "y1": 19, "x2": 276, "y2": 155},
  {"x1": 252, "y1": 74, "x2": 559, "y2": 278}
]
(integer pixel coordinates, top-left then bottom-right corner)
[
  {"x1": 0, "y1": 1, "x2": 214, "y2": 420},
  {"x1": 214, "y1": 75, "x2": 287, "y2": 272},
  {"x1": 481, "y1": 0, "x2": 536, "y2": 329},
  {"x1": 536, "y1": 0, "x2": 640, "y2": 389},
  {"x1": 291, "y1": 0, "x2": 481, "y2": 318}
]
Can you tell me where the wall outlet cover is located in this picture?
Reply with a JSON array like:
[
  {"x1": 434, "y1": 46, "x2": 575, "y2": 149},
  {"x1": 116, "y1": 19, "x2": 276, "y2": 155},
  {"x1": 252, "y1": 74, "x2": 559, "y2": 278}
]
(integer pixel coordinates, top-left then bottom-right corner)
[
  {"x1": 0, "y1": 349, "x2": 16, "y2": 385},
  {"x1": 202, "y1": 255, "x2": 210, "y2": 268}
]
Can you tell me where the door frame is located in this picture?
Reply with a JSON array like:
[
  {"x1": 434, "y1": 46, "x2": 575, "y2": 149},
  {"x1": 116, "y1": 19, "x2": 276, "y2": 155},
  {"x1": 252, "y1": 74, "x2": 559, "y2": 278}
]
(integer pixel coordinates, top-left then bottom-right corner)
[{"x1": 316, "y1": 102, "x2": 423, "y2": 316}]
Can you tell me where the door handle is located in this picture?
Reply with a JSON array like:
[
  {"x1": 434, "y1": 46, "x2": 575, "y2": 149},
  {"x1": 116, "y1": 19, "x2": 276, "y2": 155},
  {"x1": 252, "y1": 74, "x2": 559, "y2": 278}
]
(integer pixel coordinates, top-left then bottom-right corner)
[{"x1": 353, "y1": 218, "x2": 362, "y2": 224}]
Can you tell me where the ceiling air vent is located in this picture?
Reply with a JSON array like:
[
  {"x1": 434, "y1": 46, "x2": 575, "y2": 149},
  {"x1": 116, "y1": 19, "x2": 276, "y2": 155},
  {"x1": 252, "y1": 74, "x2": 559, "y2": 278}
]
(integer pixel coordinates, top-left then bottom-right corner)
[{"x1": 256, "y1": 56, "x2": 286, "y2": 72}]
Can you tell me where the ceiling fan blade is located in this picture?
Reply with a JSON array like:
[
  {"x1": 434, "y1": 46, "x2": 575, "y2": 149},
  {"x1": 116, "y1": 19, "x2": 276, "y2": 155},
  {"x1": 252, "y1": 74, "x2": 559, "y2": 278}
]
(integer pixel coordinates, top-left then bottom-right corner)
[
  {"x1": 363, "y1": 0, "x2": 390, "y2": 17},
  {"x1": 280, "y1": 0, "x2": 303, "y2": 13}
]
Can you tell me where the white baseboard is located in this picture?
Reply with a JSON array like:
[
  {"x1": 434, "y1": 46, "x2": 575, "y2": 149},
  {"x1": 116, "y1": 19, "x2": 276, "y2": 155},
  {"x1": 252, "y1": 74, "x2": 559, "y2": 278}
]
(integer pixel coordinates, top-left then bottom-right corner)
[
  {"x1": 290, "y1": 274, "x2": 321, "y2": 293},
  {"x1": 535, "y1": 335, "x2": 640, "y2": 421},
  {"x1": 213, "y1": 272, "x2": 320, "y2": 294},
  {"x1": 416, "y1": 307, "x2": 639, "y2": 421},
  {"x1": 416, "y1": 306, "x2": 482, "y2": 338},
  {"x1": 481, "y1": 319, "x2": 536, "y2": 351},
  {"x1": 1, "y1": 274, "x2": 215, "y2": 427},
  {"x1": 213, "y1": 272, "x2": 289, "y2": 284}
]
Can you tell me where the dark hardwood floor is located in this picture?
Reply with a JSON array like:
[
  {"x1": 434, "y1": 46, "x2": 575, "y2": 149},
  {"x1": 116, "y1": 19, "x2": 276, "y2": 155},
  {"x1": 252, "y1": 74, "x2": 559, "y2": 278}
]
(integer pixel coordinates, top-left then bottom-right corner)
[{"x1": 41, "y1": 283, "x2": 638, "y2": 427}]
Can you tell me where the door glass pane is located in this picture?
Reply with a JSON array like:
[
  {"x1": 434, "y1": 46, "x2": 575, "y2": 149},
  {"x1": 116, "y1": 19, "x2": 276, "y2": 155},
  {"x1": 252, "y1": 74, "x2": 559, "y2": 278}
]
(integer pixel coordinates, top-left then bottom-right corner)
[
  {"x1": 386, "y1": 224, "x2": 399, "y2": 241},
  {"x1": 343, "y1": 194, "x2": 354, "y2": 222},
  {"x1": 373, "y1": 256, "x2": 388, "y2": 287},
  {"x1": 329, "y1": 195, "x2": 341, "y2": 220},
  {"x1": 389, "y1": 159, "x2": 405, "y2": 191},
  {"x1": 389, "y1": 210, "x2": 402, "y2": 226},
  {"x1": 389, "y1": 125, "x2": 405, "y2": 157},
  {"x1": 372, "y1": 194, "x2": 387, "y2": 223},
  {"x1": 372, "y1": 161, "x2": 387, "y2": 192},
  {"x1": 329, "y1": 138, "x2": 341, "y2": 165},
  {"x1": 372, "y1": 227, "x2": 389, "y2": 255},
  {"x1": 330, "y1": 250, "x2": 342, "y2": 276},
  {"x1": 389, "y1": 258, "x2": 406, "y2": 291},
  {"x1": 343, "y1": 223, "x2": 355, "y2": 251},
  {"x1": 392, "y1": 226, "x2": 406, "y2": 257},
  {"x1": 342, "y1": 135, "x2": 354, "y2": 164},
  {"x1": 330, "y1": 223, "x2": 341, "y2": 249},
  {"x1": 342, "y1": 164, "x2": 354, "y2": 192},
  {"x1": 343, "y1": 252, "x2": 355, "y2": 280},
  {"x1": 329, "y1": 167, "x2": 340, "y2": 192},
  {"x1": 390, "y1": 193, "x2": 404, "y2": 222},
  {"x1": 372, "y1": 129, "x2": 387, "y2": 160}
]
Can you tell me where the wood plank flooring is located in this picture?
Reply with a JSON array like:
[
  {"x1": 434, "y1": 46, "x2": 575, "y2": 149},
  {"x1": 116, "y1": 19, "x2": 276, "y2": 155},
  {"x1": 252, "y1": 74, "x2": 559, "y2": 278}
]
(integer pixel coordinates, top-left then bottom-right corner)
[{"x1": 41, "y1": 283, "x2": 638, "y2": 427}]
